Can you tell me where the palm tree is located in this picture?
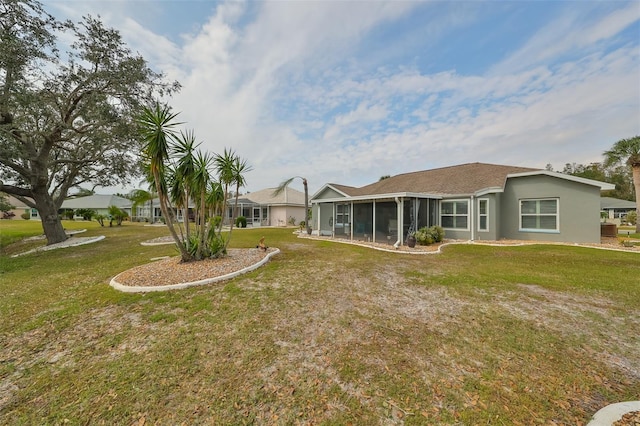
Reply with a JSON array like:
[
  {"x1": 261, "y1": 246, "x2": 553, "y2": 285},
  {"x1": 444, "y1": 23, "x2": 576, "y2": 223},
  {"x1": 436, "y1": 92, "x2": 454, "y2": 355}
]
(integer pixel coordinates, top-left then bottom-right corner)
[
  {"x1": 191, "y1": 150, "x2": 213, "y2": 258},
  {"x1": 173, "y1": 130, "x2": 200, "y2": 246},
  {"x1": 206, "y1": 180, "x2": 225, "y2": 218},
  {"x1": 137, "y1": 102, "x2": 191, "y2": 262},
  {"x1": 604, "y1": 136, "x2": 640, "y2": 233},
  {"x1": 224, "y1": 154, "x2": 252, "y2": 243},
  {"x1": 273, "y1": 176, "x2": 311, "y2": 234},
  {"x1": 214, "y1": 148, "x2": 237, "y2": 234},
  {"x1": 128, "y1": 188, "x2": 154, "y2": 222}
]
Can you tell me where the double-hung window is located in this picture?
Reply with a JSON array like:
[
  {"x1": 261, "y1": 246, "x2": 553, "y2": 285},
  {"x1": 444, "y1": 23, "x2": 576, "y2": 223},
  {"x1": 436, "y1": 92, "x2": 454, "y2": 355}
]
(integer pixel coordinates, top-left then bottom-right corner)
[
  {"x1": 478, "y1": 199, "x2": 489, "y2": 231},
  {"x1": 520, "y1": 198, "x2": 558, "y2": 232},
  {"x1": 441, "y1": 200, "x2": 469, "y2": 230}
]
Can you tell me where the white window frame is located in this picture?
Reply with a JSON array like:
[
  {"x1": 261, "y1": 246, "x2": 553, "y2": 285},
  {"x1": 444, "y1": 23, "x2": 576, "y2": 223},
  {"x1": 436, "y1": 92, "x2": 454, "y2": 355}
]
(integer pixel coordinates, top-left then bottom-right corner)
[
  {"x1": 478, "y1": 198, "x2": 489, "y2": 232},
  {"x1": 336, "y1": 203, "x2": 350, "y2": 226},
  {"x1": 519, "y1": 198, "x2": 560, "y2": 233},
  {"x1": 440, "y1": 199, "x2": 470, "y2": 231}
]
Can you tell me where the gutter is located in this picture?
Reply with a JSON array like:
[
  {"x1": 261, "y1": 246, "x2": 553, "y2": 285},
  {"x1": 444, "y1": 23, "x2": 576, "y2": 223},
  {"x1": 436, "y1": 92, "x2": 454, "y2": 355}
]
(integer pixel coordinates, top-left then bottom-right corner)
[{"x1": 393, "y1": 197, "x2": 401, "y2": 248}]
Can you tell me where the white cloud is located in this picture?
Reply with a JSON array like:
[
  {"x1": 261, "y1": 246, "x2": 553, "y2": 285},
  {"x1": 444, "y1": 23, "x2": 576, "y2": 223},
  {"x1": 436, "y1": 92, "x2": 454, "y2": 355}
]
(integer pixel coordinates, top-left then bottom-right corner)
[
  {"x1": 48, "y1": 1, "x2": 640, "y2": 194},
  {"x1": 489, "y1": 2, "x2": 640, "y2": 75}
]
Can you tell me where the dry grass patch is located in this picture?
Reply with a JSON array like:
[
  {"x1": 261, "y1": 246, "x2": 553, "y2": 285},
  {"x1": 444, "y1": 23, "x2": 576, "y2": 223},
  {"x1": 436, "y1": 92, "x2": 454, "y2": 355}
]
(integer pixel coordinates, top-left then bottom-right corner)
[{"x1": 1, "y1": 225, "x2": 639, "y2": 424}]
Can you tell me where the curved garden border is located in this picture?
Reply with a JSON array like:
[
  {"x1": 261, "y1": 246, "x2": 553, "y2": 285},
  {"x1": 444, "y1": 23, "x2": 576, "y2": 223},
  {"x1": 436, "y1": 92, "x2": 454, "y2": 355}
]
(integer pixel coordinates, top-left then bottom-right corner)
[{"x1": 109, "y1": 248, "x2": 280, "y2": 293}]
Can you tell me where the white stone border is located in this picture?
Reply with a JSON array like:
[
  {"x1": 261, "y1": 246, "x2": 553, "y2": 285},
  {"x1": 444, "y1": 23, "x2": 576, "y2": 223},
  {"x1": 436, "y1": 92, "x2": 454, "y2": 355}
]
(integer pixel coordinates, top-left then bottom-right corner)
[
  {"x1": 587, "y1": 401, "x2": 640, "y2": 425},
  {"x1": 298, "y1": 234, "x2": 640, "y2": 255},
  {"x1": 11, "y1": 235, "x2": 105, "y2": 257},
  {"x1": 109, "y1": 248, "x2": 281, "y2": 293}
]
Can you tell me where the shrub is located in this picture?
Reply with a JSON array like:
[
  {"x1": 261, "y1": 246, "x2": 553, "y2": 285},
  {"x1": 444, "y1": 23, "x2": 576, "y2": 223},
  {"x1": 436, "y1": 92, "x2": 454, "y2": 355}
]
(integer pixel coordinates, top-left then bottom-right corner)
[
  {"x1": 21, "y1": 212, "x2": 30, "y2": 220},
  {"x1": 94, "y1": 214, "x2": 106, "y2": 226},
  {"x1": 63, "y1": 209, "x2": 75, "y2": 220},
  {"x1": 211, "y1": 216, "x2": 222, "y2": 228},
  {"x1": 75, "y1": 208, "x2": 95, "y2": 221},
  {"x1": 626, "y1": 210, "x2": 637, "y2": 226},
  {"x1": 416, "y1": 225, "x2": 445, "y2": 245},
  {"x1": 235, "y1": 216, "x2": 247, "y2": 228}
]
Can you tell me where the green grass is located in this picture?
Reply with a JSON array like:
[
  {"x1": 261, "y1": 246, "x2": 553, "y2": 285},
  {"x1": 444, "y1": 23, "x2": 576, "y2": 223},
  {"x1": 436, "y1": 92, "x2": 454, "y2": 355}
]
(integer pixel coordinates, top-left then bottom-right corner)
[{"x1": 1, "y1": 221, "x2": 638, "y2": 424}]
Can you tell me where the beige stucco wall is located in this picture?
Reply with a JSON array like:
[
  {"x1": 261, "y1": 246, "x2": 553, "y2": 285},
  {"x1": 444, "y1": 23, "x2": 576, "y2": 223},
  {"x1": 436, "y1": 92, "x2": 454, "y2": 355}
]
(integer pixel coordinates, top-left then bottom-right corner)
[{"x1": 269, "y1": 206, "x2": 305, "y2": 226}]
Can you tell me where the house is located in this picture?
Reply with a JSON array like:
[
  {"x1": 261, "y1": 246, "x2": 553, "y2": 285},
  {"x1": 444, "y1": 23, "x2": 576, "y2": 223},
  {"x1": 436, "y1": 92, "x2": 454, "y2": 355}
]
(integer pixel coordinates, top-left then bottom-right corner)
[
  {"x1": 601, "y1": 197, "x2": 637, "y2": 225},
  {"x1": 223, "y1": 187, "x2": 306, "y2": 227},
  {"x1": 310, "y1": 162, "x2": 615, "y2": 246},
  {"x1": 60, "y1": 194, "x2": 132, "y2": 219},
  {"x1": 1, "y1": 193, "x2": 34, "y2": 220}
]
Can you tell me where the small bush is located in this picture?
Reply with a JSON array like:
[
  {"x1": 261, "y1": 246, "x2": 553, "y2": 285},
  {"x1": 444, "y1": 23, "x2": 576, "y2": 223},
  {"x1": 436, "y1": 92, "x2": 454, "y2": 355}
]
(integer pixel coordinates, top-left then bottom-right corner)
[
  {"x1": 416, "y1": 225, "x2": 445, "y2": 245},
  {"x1": 63, "y1": 210, "x2": 75, "y2": 220},
  {"x1": 626, "y1": 210, "x2": 637, "y2": 226},
  {"x1": 21, "y1": 212, "x2": 30, "y2": 220},
  {"x1": 235, "y1": 216, "x2": 247, "y2": 228},
  {"x1": 75, "y1": 208, "x2": 95, "y2": 221}
]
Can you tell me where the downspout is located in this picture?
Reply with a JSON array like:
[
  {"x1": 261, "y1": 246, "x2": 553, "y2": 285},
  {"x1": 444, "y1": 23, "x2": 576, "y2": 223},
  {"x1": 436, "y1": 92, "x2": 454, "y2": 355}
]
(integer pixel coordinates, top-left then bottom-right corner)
[
  {"x1": 350, "y1": 201, "x2": 354, "y2": 241},
  {"x1": 470, "y1": 195, "x2": 475, "y2": 241},
  {"x1": 394, "y1": 197, "x2": 402, "y2": 248}
]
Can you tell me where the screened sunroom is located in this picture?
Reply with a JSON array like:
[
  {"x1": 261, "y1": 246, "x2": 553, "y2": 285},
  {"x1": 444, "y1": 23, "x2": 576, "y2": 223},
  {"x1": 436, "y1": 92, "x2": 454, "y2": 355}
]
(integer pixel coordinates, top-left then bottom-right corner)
[{"x1": 314, "y1": 196, "x2": 440, "y2": 246}]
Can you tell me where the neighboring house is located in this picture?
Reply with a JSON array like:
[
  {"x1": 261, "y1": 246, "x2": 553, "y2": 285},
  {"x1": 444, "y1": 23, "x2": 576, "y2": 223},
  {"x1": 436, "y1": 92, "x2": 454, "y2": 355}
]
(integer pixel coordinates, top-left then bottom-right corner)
[
  {"x1": 223, "y1": 187, "x2": 306, "y2": 227},
  {"x1": 601, "y1": 197, "x2": 636, "y2": 225},
  {"x1": 1, "y1": 193, "x2": 34, "y2": 220},
  {"x1": 311, "y1": 162, "x2": 615, "y2": 245},
  {"x1": 61, "y1": 194, "x2": 132, "y2": 219},
  {"x1": 132, "y1": 198, "x2": 195, "y2": 223}
]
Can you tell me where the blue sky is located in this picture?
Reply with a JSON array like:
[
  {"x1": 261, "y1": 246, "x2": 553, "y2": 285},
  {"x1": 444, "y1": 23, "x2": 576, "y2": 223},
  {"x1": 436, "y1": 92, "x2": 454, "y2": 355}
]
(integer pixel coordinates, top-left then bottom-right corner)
[{"x1": 49, "y1": 1, "x2": 640, "y2": 194}]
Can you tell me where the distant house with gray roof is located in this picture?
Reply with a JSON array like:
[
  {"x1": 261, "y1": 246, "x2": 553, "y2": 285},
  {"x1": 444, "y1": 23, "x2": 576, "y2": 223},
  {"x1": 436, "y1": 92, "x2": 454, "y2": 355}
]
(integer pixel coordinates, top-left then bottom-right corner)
[
  {"x1": 61, "y1": 194, "x2": 132, "y2": 219},
  {"x1": 311, "y1": 162, "x2": 615, "y2": 245},
  {"x1": 601, "y1": 197, "x2": 636, "y2": 224}
]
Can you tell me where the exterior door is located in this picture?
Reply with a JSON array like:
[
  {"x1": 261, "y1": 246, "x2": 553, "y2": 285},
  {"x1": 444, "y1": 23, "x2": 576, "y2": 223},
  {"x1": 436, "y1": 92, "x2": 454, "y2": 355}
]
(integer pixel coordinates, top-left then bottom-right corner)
[{"x1": 253, "y1": 207, "x2": 261, "y2": 227}]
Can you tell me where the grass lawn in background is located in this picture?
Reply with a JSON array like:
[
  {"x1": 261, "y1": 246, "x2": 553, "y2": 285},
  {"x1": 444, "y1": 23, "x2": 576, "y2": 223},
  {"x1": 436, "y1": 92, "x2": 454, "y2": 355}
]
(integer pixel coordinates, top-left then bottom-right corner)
[{"x1": 0, "y1": 221, "x2": 638, "y2": 424}]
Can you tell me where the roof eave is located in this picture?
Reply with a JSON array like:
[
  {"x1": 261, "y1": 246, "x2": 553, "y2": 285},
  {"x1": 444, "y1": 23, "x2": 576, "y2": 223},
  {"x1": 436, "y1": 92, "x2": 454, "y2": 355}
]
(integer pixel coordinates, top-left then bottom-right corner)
[{"x1": 507, "y1": 171, "x2": 616, "y2": 191}]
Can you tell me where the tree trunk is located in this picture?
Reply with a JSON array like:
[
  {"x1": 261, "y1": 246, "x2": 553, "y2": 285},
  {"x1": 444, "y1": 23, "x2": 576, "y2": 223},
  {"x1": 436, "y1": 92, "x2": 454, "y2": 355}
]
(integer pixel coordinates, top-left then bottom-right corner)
[
  {"x1": 33, "y1": 191, "x2": 68, "y2": 245},
  {"x1": 154, "y1": 172, "x2": 191, "y2": 262},
  {"x1": 633, "y1": 165, "x2": 640, "y2": 234}
]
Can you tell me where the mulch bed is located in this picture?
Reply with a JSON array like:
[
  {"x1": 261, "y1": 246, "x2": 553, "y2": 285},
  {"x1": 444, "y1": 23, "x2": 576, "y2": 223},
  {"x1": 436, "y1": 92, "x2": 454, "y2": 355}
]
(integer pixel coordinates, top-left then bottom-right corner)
[
  {"x1": 113, "y1": 248, "x2": 277, "y2": 287},
  {"x1": 614, "y1": 410, "x2": 640, "y2": 426}
]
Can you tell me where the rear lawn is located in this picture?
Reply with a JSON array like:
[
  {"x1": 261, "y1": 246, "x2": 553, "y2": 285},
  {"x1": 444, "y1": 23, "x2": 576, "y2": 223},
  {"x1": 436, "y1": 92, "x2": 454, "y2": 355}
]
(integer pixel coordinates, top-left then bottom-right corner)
[{"x1": 1, "y1": 221, "x2": 638, "y2": 424}]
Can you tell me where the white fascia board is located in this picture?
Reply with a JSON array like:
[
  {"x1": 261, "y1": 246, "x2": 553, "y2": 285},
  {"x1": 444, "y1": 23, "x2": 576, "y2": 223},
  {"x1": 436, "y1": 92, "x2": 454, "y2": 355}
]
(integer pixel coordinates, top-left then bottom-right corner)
[
  {"x1": 310, "y1": 183, "x2": 352, "y2": 200},
  {"x1": 311, "y1": 192, "x2": 443, "y2": 204},
  {"x1": 474, "y1": 187, "x2": 504, "y2": 197},
  {"x1": 507, "y1": 171, "x2": 616, "y2": 190}
]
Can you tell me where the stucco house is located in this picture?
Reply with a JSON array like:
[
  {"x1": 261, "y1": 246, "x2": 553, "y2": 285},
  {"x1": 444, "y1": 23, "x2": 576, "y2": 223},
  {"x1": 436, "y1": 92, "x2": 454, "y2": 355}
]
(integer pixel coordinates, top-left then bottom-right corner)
[
  {"x1": 1, "y1": 193, "x2": 33, "y2": 219},
  {"x1": 311, "y1": 162, "x2": 615, "y2": 246},
  {"x1": 224, "y1": 187, "x2": 306, "y2": 227},
  {"x1": 61, "y1": 194, "x2": 132, "y2": 219},
  {"x1": 601, "y1": 197, "x2": 637, "y2": 225}
]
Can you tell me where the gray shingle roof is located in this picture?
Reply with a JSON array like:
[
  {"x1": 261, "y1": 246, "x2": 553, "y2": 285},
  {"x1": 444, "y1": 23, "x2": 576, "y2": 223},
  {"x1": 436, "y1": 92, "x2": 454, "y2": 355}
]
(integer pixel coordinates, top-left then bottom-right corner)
[
  {"x1": 344, "y1": 162, "x2": 540, "y2": 196},
  {"x1": 601, "y1": 197, "x2": 637, "y2": 209},
  {"x1": 61, "y1": 194, "x2": 131, "y2": 209}
]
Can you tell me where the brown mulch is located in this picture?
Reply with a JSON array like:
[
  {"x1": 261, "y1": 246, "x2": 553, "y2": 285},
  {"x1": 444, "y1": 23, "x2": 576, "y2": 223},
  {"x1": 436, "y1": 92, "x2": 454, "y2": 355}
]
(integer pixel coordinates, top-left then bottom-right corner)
[
  {"x1": 113, "y1": 248, "x2": 277, "y2": 287},
  {"x1": 614, "y1": 410, "x2": 640, "y2": 426}
]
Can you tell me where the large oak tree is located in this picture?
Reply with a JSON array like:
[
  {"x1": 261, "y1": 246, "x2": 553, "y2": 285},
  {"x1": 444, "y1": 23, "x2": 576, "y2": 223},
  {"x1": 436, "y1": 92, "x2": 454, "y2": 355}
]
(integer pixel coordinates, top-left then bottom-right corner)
[{"x1": 0, "y1": 0, "x2": 177, "y2": 244}]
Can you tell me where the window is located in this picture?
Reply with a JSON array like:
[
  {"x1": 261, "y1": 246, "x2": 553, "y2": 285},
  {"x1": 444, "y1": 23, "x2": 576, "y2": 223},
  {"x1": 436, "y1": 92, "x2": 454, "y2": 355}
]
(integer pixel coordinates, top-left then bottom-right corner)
[
  {"x1": 441, "y1": 200, "x2": 468, "y2": 229},
  {"x1": 520, "y1": 198, "x2": 558, "y2": 232},
  {"x1": 478, "y1": 199, "x2": 488, "y2": 231},
  {"x1": 336, "y1": 203, "x2": 350, "y2": 226}
]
